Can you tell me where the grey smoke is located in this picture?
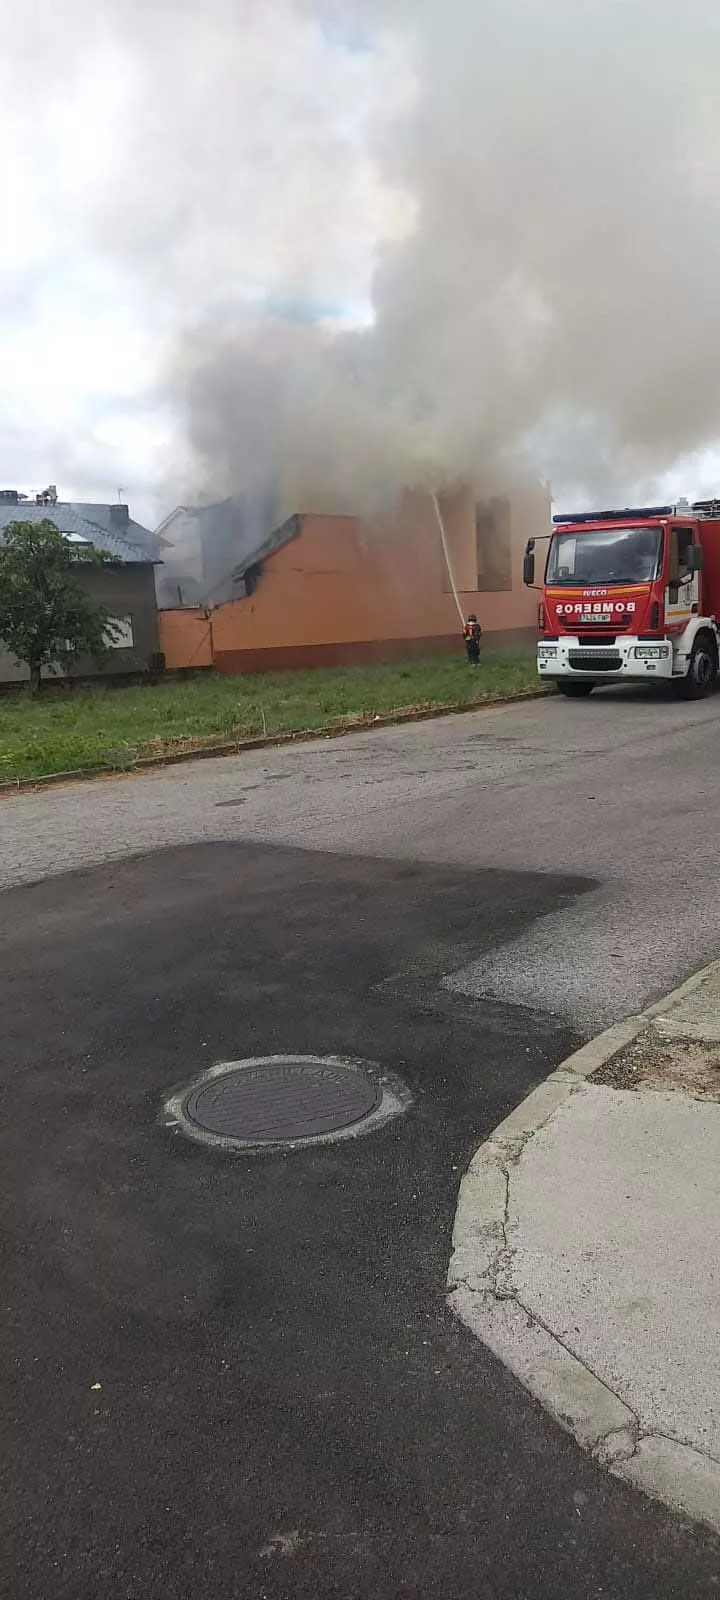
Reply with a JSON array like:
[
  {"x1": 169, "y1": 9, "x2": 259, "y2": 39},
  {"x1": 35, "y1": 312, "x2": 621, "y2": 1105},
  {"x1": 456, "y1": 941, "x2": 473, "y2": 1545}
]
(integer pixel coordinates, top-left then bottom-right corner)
[
  {"x1": 4, "y1": 0, "x2": 720, "y2": 515},
  {"x1": 174, "y1": 0, "x2": 720, "y2": 512}
]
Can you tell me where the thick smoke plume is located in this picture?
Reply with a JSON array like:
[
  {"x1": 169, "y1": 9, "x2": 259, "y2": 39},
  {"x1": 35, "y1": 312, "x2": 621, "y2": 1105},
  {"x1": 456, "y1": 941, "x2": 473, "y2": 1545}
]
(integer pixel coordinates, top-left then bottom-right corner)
[
  {"x1": 4, "y1": 0, "x2": 720, "y2": 515},
  {"x1": 176, "y1": 0, "x2": 720, "y2": 512}
]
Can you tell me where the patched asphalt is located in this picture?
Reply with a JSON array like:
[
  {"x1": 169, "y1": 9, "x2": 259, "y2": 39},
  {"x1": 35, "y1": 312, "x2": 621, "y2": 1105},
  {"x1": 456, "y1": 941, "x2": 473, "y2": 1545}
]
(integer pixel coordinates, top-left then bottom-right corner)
[
  {"x1": 6, "y1": 690, "x2": 720, "y2": 1031},
  {"x1": 2, "y1": 842, "x2": 719, "y2": 1598}
]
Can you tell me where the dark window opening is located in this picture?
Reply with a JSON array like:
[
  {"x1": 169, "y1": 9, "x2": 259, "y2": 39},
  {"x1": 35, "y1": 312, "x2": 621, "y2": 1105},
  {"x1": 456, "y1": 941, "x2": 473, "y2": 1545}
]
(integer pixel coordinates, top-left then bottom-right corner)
[{"x1": 476, "y1": 498, "x2": 512, "y2": 592}]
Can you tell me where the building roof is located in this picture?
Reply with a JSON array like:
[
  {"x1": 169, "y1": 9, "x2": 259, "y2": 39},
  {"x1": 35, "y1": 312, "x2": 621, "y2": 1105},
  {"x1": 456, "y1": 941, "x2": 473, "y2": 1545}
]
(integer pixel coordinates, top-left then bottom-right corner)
[
  {"x1": 157, "y1": 498, "x2": 271, "y2": 565},
  {"x1": 0, "y1": 502, "x2": 155, "y2": 565},
  {"x1": 231, "y1": 513, "x2": 301, "y2": 579},
  {"x1": 66, "y1": 502, "x2": 163, "y2": 556},
  {"x1": 158, "y1": 500, "x2": 300, "y2": 569},
  {"x1": 157, "y1": 496, "x2": 290, "y2": 604}
]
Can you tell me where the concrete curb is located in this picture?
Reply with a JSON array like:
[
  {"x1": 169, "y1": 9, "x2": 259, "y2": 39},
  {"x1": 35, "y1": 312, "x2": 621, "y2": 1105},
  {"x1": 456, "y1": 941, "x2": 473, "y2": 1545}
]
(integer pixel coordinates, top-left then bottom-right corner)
[
  {"x1": 0, "y1": 686, "x2": 550, "y2": 800},
  {"x1": 448, "y1": 965, "x2": 720, "y2": 1532}
]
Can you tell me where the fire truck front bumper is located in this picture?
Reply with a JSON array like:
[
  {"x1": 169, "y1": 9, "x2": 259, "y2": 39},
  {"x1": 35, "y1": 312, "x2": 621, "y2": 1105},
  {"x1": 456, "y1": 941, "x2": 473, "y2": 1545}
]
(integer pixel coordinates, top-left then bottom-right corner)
[{"x1": 537, "y1": 637, "x2": 674, "y2": 683}]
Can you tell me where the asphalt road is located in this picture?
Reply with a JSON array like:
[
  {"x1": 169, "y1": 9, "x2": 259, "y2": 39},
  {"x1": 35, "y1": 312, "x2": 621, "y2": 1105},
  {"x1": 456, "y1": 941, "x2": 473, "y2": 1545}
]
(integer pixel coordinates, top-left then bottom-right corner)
[
  {"x1": 4, "y1": 687, "x2": 720, "y2": 1030},
  {"x1": 3, "y1": 688, "x2": 720, "y2": 1596}
]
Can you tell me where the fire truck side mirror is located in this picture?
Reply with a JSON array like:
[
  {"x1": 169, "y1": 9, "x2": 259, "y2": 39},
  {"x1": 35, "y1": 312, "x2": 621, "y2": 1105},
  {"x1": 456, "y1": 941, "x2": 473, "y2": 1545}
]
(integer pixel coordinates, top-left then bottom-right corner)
[{"x1": 523, "y1": 541, "x2": 536, "y2": 587}]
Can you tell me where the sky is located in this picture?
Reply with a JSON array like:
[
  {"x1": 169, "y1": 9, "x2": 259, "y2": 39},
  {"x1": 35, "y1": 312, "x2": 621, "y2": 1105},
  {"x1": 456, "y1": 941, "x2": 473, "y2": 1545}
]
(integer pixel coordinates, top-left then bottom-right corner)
[
  {"x1": 0, "y1": 1, "x2": 408, "y2": 526},
  {"x1": 2, "y1": 0, "x2": 720, "y2": 531}
]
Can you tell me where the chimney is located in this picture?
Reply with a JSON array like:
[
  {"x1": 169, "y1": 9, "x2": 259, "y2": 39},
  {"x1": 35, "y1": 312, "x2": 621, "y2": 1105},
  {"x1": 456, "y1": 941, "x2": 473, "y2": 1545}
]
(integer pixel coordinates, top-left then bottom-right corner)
[{"x1": 110, "y1": 504, "x2": 130, "y2": 527}]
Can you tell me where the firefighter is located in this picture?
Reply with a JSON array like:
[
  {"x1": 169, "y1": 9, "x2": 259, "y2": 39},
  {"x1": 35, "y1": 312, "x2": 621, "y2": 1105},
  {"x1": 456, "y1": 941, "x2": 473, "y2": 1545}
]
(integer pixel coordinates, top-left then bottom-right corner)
[{"x1": 463, "y1": 613, "x2": 482, "y2": 666}]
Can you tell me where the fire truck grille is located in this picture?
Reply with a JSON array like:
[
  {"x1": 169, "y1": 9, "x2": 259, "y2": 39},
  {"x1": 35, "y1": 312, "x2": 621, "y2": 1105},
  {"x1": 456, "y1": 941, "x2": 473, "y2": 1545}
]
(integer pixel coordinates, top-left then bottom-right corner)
[
  {"x1": 565, "y1": 617, "x2": 632, "y2": 633},
  {"x1": 568, "y1": 650, "x2": 622, "y2": 673}
]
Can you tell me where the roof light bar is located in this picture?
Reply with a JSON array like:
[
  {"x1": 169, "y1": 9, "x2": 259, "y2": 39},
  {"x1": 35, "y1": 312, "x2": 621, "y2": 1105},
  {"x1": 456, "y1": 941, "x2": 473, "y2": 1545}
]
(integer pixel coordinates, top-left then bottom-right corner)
[{"x1": 552, "y1": 505, "x2": 674, "y2": 526}]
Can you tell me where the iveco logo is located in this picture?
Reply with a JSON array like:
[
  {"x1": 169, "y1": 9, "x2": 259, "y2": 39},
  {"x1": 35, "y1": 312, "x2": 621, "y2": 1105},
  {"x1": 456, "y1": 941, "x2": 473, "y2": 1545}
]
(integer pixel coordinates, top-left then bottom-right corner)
[{"x1": 583, "y1": 588, "x2": 609, "y2": 597}]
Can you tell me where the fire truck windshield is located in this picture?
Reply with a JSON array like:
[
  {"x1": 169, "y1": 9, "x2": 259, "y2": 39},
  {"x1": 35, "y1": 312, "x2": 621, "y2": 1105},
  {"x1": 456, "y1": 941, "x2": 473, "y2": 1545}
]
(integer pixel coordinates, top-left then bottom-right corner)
[{"x1": 546, "y1": 525, "x2": 662, "y2": 587}]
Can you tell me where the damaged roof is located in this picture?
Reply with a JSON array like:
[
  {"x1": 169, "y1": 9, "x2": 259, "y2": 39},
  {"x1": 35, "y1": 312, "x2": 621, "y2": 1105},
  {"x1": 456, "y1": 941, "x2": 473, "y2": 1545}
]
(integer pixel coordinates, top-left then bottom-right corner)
[{"x1": 231, "y1": 513, "x2": 301, "y2": 579}]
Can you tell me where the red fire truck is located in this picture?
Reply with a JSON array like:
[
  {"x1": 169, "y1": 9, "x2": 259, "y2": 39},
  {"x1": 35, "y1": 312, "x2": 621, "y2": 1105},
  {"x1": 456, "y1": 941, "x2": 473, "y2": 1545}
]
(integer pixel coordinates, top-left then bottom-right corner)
[{"x1": 523, "y1": 498, "x2": 720, "y2": 698}]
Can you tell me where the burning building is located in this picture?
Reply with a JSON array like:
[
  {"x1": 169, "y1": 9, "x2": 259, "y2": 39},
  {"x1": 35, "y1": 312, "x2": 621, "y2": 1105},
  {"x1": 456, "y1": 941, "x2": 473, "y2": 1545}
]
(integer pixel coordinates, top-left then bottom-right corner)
[{"x1": 158, "y1": 482, "x2": 544, "y2": 673}]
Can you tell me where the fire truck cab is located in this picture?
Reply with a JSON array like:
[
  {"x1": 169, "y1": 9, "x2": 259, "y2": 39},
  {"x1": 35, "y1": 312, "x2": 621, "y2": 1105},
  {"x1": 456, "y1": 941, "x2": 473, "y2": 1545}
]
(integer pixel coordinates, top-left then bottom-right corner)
[{"x1": 524, "y1": 499, "x2": 720, "y2": 698}]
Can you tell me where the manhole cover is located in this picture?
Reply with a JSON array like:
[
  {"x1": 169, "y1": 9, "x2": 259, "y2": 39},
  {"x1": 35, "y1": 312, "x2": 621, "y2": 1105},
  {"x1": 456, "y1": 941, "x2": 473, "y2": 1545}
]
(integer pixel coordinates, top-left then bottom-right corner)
[{"x1": 184, "y1": 1056, "x2": 381, "y2": 1145}]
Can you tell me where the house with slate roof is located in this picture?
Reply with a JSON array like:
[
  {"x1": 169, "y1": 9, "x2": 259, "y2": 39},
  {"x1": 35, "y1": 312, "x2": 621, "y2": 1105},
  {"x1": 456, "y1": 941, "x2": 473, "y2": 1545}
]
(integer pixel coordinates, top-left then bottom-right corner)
[{"x1": 0, "y1": 490, "x2": 162, "y2": 685}]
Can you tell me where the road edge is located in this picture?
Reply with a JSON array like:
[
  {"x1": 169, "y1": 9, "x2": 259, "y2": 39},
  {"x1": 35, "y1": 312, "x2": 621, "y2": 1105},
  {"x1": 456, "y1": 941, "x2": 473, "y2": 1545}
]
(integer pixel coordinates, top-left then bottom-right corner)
[
  {"x1": 0, "y1": 686, "x2": 550, "y2": 800},
  {"x1": 448, "y1": 958, "x2": 720, "y2": 1532}
]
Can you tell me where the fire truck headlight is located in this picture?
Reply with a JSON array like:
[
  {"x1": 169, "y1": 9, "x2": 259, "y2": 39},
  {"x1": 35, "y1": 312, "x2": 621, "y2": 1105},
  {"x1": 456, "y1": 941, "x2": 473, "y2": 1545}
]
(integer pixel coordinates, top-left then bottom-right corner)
[
  {"x1": 538, "y1": 645, "x2": 558, "y2": 659},
  {"x1": 634, "y1": 645, "x2": 668, "y2": 660}
]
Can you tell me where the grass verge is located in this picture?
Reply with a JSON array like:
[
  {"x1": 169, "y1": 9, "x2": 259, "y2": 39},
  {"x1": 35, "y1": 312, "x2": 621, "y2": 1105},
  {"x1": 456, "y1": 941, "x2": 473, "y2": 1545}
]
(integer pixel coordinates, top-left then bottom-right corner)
[{"x1": 0, "y1": 649, "x2": 542, "y2": 784}]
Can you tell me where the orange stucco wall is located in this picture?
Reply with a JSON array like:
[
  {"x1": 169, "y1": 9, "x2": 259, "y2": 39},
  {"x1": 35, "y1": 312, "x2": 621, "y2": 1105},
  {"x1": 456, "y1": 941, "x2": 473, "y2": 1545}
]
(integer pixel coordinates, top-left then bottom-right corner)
[
  {"x1": 159, "y1": 606, "x2": 213, "y2": 670},
  {"x1": 159, "y1": 487, "x2": 544, "y2": 673}
]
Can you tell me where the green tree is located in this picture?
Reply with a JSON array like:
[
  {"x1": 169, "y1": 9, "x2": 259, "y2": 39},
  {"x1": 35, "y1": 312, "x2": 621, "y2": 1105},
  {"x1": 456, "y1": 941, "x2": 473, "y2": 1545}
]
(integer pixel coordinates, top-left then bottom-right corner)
[{"x1": 0, "y1": 519, "x2": 122, "y2": 695}]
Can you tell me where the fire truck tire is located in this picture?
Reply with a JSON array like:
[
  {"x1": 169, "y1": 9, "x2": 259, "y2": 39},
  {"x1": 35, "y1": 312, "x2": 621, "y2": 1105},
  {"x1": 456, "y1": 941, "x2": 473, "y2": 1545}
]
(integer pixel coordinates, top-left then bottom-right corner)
[
  {"x1": 677, "y1": 633, "x2": 718, "y2": 700},
  {"x1": 556, "y1": 682, "x2": 594, "y2": 697}
]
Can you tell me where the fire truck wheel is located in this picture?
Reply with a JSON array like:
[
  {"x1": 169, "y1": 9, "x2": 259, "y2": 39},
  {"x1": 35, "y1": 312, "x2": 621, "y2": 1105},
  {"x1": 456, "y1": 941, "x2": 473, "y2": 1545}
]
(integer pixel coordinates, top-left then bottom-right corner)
[
  {"x1": 556, "y1": 682, "x2": 594, "y2": 697},
  {"x1": 677, "y1": 633, "x2": 718, "y2": 700}
]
